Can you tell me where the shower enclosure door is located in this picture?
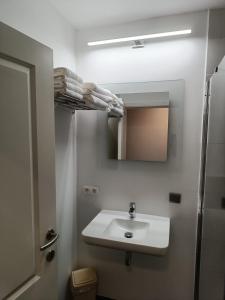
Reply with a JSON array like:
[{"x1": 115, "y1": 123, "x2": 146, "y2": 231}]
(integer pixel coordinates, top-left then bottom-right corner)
[
  {"x1": 0, "y1": 22, "x2": 57, "y2": 299},
  {"x1": 199, "y1": 57, "x2": 225, "y2": 300}
]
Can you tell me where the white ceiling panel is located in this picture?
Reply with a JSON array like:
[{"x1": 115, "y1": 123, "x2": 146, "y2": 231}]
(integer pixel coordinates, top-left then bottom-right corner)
[{"x1": 49, "y1": 0, "x2": 224, "y2": 29}]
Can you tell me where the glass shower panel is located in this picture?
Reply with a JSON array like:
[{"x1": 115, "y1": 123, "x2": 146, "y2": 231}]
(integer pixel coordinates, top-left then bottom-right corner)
[{"x1": 199, "y1": 57, "x2": 225, "y2": 300}]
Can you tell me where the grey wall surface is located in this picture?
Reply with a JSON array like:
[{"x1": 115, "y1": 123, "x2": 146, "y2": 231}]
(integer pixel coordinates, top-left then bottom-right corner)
[{"x1": 76, "y1": 11, "x2": 208, "y2": 300}]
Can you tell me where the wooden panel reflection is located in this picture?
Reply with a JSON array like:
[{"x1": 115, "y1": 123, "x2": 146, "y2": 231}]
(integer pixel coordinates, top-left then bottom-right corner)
[{"x1": 120, "y1": 107, "x2": 169, "y2": 161}]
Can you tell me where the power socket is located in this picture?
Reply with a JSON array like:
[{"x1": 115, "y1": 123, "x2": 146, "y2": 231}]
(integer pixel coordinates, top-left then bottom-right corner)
[{"x1": 82, "y1": 185, "x2": 99, "y2": 195}]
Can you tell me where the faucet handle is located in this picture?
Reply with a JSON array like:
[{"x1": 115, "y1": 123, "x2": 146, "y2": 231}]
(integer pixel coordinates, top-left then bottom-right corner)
[
  {"x1": 129, "y1": 202, "x2": 136, "y2": 219},
  {"x1": 130, "y1": 202, "x2": 136, "y2": 208}
]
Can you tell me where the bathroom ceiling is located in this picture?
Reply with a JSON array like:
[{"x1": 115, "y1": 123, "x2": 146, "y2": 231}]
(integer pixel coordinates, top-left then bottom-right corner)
[{"x1": 49, "y1": 0, "x2": 224, "y2": 29}]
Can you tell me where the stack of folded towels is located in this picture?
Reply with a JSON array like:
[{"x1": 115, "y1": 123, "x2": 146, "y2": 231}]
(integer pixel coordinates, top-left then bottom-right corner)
[
  {"x1": 82, "y1": 82, "x2": 124, "y2": 117},
  {"x1": 54, "y1": 67, "x2": 84, "y2": 101},
  {"x1": 54, "y1": 68, "x2": 124, "y2": 117}
]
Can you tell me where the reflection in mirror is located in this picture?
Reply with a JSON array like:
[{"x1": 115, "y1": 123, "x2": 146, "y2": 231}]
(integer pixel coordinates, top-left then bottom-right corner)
[
  {"x1": 109, "y1": 104, "x2": 169, "y2": 162},
  {"x1": 124, "y1": 107, "x2": 168, "y2": 161},
  {"x1": 103, "y1": 80, "x2": 184, "y2": 164}
]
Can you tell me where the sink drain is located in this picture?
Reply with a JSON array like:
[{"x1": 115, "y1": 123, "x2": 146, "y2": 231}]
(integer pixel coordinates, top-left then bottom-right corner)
[{"x1": 124, "y1": 232, "x2": 133, "y2": 238}]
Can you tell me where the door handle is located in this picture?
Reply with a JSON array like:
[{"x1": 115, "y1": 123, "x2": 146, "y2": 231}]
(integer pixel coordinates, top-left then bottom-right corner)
[{"x1": 40, "y1": 229, "x2": 59, "y2": 251}]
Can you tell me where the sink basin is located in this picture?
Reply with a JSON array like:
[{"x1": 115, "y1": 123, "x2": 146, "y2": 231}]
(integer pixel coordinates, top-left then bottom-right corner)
[
  {"x1": 104, "y1": 218, "x2": 149, "y2": 241},
  {"x1": 82, "y1": 210, "x2": 170, "y2": 255}
]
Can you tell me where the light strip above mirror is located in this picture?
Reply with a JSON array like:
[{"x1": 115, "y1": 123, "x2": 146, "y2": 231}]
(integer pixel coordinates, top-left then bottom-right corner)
[{"x1": 88, "y1": 29, "x2": 192, "y2": 46}]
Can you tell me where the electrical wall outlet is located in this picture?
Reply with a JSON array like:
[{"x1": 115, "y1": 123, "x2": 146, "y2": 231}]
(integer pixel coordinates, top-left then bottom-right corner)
[
  {"x1": 169, "y1": 192, "x2": 182, "y2": 204},
  {"x1": 82, "y1": 185, "x2": 100, "y2": 195}
]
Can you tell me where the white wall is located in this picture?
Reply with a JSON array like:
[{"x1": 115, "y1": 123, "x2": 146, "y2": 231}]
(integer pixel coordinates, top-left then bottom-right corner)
[
  {"x1": 76, "y1": 11, "x2": 208, "y2": 300},
  {"x1": 55, "y1": 110, "x2": 77, "y2": 300},
  {"x1": 0, "y1": 0, "x2": 77, "y2": 70},
  {"x1": 0, "y1": 1, "x2": 78, "y2": 299}
]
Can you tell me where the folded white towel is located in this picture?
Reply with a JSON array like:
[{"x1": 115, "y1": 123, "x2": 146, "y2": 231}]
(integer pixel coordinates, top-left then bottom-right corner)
[
  {"x1": 54, "y1": 68, "x2": 83, "y2": 84},
  {"x1": 83, "y1": 88, "x2": 114, "y2": 103},
  {"x1": 55, "y1": 88, "x2": 83, "y2": 100},
  {"x1": 108, "y1": 106, "x2": 124, "y2": 117},
  {"x1": 83, "y1": 83, "x2": 124, "y2": 107},
  {"x1": 84, "y1": 94, "x2": 109, "y2": 110},
  {"x1": 83, "y1": 83, "x2": 114, "y2": 98},
  {"x1": 114, "y1": 97, "x2": 124, "y2": 106},
  {"x1": 54, "y1": 75, "x2": 83, "y2": 87},
  {"x1": 54, "y1": 81, "x2": 83, "y2": 95}
]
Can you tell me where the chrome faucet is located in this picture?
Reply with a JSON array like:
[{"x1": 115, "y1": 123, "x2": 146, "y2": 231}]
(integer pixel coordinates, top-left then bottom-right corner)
[{"x1": 129, "y1": 202, "x2": 136, "y2": 219}]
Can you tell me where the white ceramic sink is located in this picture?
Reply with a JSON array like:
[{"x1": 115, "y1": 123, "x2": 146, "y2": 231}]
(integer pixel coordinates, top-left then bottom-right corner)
[{"x1": 82, "y1": 210, "x2": 170, "y2": 255}]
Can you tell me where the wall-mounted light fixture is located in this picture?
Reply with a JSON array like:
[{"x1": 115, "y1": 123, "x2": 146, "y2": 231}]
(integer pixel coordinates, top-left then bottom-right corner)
[
  {"x1": 87, "y1": 29, "x2": 192, "y2": 47},
  {"x1": 132, "y1": 40, "x2": 144, "y2": 49}
]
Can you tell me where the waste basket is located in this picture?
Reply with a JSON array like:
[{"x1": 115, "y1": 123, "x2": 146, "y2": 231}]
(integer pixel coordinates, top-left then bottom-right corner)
[{"x1": 71, "y1": 268, "x2": 97, "y2": 300}]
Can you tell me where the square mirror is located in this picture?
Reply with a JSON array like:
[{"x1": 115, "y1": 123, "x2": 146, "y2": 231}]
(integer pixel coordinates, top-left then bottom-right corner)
[{"x1": 102, "y1": 80, "x2": 184, "y2": 163}]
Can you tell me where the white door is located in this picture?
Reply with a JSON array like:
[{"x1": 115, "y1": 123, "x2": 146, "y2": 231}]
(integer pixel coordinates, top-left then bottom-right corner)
[{"x1": 0, "y1": 22, "x2": 57, "y2": 300}]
